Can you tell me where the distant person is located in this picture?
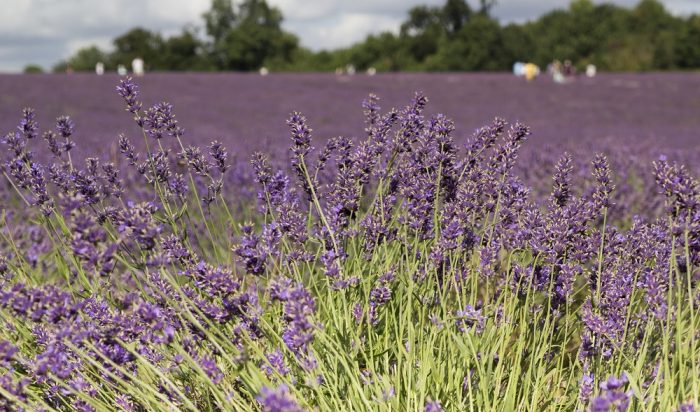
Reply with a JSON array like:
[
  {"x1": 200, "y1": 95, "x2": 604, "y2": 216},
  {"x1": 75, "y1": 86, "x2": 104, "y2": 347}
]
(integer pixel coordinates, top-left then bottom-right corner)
[
  {"x1": 66, "y1": 64, "x2": 73, "y2": 74},
  {"x1": 259, "y1": 67, "x2": 269, "y2": 76},
  {"x1": 95, "y1": 62, "x2": 104, "y2": 76},
  {"x1": 132, "y1": 58, "x2": 144, "y2": 77},
  {"x1": 366, "y1": 67, "x2": 377, "y2": 76},
  {"x1": 551, "y1": 60, "x2": 565, "y2": 84},
  {"x1": 586, "y1": 64, "x2": 597, "y2": 78},
  {"x1": 563, "y1": 60, "x2": 576, "y2": 78},
  {"x1": 513, "y1": 61, "x2": 525, "y2": 77},
  {"x1": 117, "y1": 64, "x2": 127, "y2": 76},
  {"x1": 523, "y1": 63, "x2": 539, "y2": 82},
  {"x1": 345, "y1": 64, "x2": 356, "y2": 76}
]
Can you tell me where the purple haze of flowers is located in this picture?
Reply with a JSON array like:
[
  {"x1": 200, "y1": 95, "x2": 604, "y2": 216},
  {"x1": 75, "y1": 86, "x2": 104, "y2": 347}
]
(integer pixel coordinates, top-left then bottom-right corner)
[{"x1": 257, "y1": 385, "x2": 304, "y2": 412}]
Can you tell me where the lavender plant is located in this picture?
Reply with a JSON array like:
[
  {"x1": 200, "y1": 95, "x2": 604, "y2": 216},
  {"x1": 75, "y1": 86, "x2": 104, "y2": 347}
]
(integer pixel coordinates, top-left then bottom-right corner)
[{"x1": 0, "y1": 77, "x2": 697, "y2": 411}]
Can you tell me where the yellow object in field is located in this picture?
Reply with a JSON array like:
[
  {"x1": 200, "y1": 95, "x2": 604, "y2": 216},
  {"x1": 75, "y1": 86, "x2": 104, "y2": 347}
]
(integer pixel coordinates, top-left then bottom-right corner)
[{"x1": 524, "y1": 63, "x2": 539, "y2": 81}]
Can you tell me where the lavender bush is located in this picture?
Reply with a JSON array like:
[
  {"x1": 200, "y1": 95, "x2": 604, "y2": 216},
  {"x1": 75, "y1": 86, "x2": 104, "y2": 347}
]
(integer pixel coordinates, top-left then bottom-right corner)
[{"x1": 0, "y1": 77, "x2": 698, "y2": 411}]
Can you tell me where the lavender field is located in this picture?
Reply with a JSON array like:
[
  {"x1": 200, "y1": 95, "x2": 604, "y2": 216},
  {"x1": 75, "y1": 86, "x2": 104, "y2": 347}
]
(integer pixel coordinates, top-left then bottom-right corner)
[
  {"x1": 2, "y1": 72, "x2": 700, "y2": 154},
  {"x1": 0, "y1": 73, "x2": 699, "y2": 411}
]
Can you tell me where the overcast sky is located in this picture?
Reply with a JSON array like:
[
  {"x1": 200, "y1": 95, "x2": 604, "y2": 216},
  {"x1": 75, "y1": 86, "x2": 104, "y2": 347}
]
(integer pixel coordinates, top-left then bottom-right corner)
[{"x1": 1, "y1": 0, "x2": 699, "y2": 72}]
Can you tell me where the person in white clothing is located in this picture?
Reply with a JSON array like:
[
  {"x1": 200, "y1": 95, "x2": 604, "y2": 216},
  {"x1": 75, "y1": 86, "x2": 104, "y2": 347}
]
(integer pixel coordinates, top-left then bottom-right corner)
[{"x1": 132, "y1": 58, "x2": 145, "y2": 76}]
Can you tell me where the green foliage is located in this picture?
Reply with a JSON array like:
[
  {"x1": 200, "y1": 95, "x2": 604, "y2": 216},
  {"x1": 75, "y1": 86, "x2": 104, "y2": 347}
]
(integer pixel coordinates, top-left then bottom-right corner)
[
  {"x1": 204, "y1": 0, "x2": 298, "y2": 70},
  {"x1": 161, "y1": 28, "x2": 213, "y2": 71},
  {"x1": 55, "y1": 0, "x2": 700, "y2": 73},
  {"x1": 675, "y1": 15, "x2": 700, "y2": 68},
  {"x1": 22, "y1": 64, "x2": 44, "y2": 74},
  {"x1": 111, "y1": 27, "x2": 165, "y2": 70},
  {"x1": 203, "y1": 0, "x2": 237, "y2": 45},
  {"x1": 328, "y1": 0, "x2": 700, "y2": 72},
  {"x1": 54, "y1": 45, "x2": 108, "y2": 73},
  {"x1": 427, "y1": 15, "x2": 506, "y2": 71}
]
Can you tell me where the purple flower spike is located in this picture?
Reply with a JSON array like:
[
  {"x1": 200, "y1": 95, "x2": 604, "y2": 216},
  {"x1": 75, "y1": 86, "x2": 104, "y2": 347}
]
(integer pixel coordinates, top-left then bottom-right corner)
[
  {"x1": 288, "y1": 112, "x2": 314, "y2": 197},
  {"x1": 257, "y1": 385, "x2": 304, "y2": 412},
  {"x1": 425, "y1": 400, "x2": 444, "y2": 412},
  {"x1": 116, "y1": 77, "x2": 142, "y2": 114},
  {"x1": 590, "y1": 374, "x2": 633, "y2": 412},
  {"x1": 55, "y1": 115, "x2": 74, "y2": 139},
  {"x1": 18, "y1": 107, "x2": 38, "y2": 140}
]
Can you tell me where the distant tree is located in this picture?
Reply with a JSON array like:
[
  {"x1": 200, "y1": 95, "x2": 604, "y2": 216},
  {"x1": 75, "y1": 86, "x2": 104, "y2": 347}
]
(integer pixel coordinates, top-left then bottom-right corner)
[
  {"x1": 398, "y1": 0, "x2": 474, "y2": 66},
  {"x1": 441, "y1": 0, "x2": 472, "y2": 34},
  {"x1": 161, "y1": 27, "x2": 212, "y2": 71},
  {"x1": 675, "y1": 15, "x2": 700, "y2": 68},
  {"x1": 401, "y1": 5, "x2": 441, "y2": 37},
  {"x1": 49, "y1": 0, "x2": 700, "y2": 73},
  {"x1": 400, "y1": 6, "x2": 443, "y2": 63},
  {"x1": 203, "y1": 0, "x2": 299, "y2": 70},
  {"x1": 632, "y1": 0, "x2": 675, "y2": 32},
  {"x1": 428, "y1": 14, "x2": 506, "y2": 70},
  {"x1": 346, "y1": 32, "x2": 405, "y2": 71},
  {"x1": 111, "y1": 28, "x2": 165, "y2": 70},
  {"x1": 55, "y1": 45, "x2": 108, "y2": 72},
  {"x1": 23, "y1": 64, "x2": 44, "y2": 74},
  {"x1": 203, "y1": 0, "x2": 237, "y2": 45},
  {"x1": 477, "y1": 0, "x2": 497, "y2": 16},
  {"x1": 501, "y1": 23, "x2": 535, "y2": 64}
]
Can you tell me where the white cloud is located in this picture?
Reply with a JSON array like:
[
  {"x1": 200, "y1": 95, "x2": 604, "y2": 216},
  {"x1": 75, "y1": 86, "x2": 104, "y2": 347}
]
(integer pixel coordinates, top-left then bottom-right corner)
[
  {"x1": 288, "y1": 12, "x2": 402, "y2": 50},
  {"x1": 272, "y1": 0, "x2": 339, "y2": 20},
  {"x1": 65, "y1": 37, "x2": 114, "y2": 55}
]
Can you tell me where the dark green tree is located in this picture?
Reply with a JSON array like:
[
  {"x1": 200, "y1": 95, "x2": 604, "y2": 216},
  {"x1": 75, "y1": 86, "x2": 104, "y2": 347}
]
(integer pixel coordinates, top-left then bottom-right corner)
[
  {"x1": 52, "y1": 0, "x2": 700, "y2": 73},
  {"x1": 477, "y1": 0, "x2": 497, "y2": 16},
  {"x1": 501, "y1": 23, "x2": 535, "y2": 65},
  {"x1": 203, "y1": 0, "x2": 299, "y2": 70},
  {"x1": 428, "y1": 14, "x2": 506, "y2": 70},
  {"x1": 53, "y1": 45, "x2": 108, "y2": 72},
  {"x1": 161, "y1": 27, "x2": 212, "y2": 71},
  {"x1": 23, "y1": 64, "x2": 44, "y2": 74},
  {"x1": 675, "y1": 15, "x2": 700, "y2": 68},
  {"x1": 111, "y1": 28, "x2": 165, "y2": 70},
  {"x1": 203, "y1": 0, "x2": 237, "y2": 45},
  {"x1": 441, "y1": 0, "x2": 473, "y2": 34},
  {"x1": 400, "y1": 6, "x2": 443, "y2": 63}
]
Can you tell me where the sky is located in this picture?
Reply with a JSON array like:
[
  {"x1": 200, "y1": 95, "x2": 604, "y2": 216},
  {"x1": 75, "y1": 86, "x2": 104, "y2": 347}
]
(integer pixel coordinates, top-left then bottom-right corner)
[{"x1": 1, "y1": 0, "x2": 699, "y2": 72}]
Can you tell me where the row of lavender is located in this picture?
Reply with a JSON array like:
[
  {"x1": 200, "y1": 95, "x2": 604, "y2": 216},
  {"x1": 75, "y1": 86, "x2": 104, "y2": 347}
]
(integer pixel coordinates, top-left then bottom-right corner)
[{"x1": 0, "y1": 77, "x2": 698, "y2": 411}]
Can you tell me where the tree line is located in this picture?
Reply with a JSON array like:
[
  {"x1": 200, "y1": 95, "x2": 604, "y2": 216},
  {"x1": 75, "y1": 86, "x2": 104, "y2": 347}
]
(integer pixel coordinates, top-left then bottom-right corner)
[{"x1": 40, "y1": 0, "x2": 700, "y2": 74}]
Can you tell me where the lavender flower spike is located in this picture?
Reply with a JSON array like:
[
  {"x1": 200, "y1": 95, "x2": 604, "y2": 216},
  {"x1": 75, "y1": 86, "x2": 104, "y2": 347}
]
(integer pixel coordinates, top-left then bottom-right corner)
[{"x1": 257, "y1": 385, "x2": 304, "y2": 412}]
